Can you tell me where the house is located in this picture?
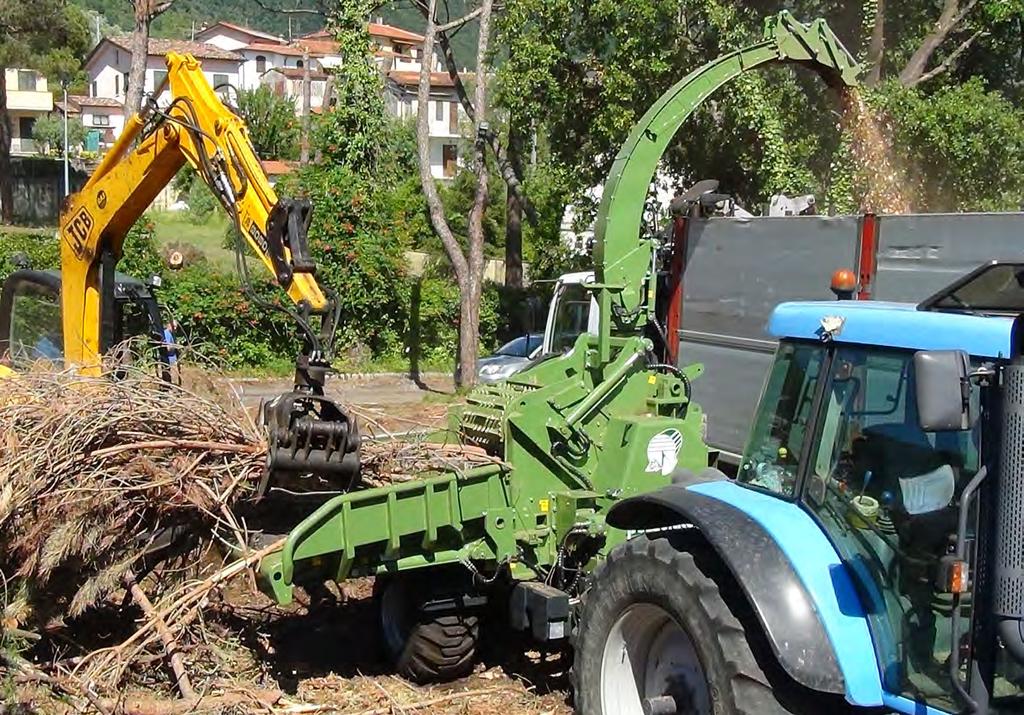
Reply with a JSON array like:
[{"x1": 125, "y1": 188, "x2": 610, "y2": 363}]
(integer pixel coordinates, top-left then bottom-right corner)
[
  {"x1": 386, "y1": 71, "x2": 464, "y2": 179},
  {"x1": 84, "y1": 36, "x2": 242, "y2": 107},
  {"x1": 56, "y1": 96, "x2": 126, "y2": 152},
  {"x1": 197, "y1": 21, "x2": 313, "y2": 90},
  {"x1": 261, "y1": 67, "x2": 330, "y2": 111},
  {"x1": 5, "y1": 69, "x2": 54, "y2": 155}
]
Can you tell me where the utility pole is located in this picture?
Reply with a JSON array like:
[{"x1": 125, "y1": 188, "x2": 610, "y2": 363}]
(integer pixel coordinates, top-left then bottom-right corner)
[
  {"x1": 300, "y1": 49, "x2": 311, "y2": 165},
  {"x1": 62, "y1": 79, "x2": 70, "y2": 196}
]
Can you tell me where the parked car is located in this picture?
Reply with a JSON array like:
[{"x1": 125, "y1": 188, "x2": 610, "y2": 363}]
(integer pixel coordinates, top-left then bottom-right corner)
[{"x1": 475, "y1": 333, "x2": 544, "y2": 384}]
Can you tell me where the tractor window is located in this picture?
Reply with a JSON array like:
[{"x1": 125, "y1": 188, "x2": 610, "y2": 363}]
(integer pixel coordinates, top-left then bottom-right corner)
[
  {"x1": 738, "y1": 341, "x2": 825, "y2": 497},
  {"x1": 7, "y1": 281, "x2": 63, "y2": 368},
  {"x1": 803, "y1": 346, "x2": 982, "y2": 712},
  {"x1": 550, "y1": 283, "x2": 591, "y2": 354}
]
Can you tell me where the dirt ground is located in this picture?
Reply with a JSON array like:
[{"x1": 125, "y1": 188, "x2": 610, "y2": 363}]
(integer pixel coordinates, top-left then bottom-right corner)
[
  {"x1": 6, "y1": 373, "x2": 574, "y2": 715},
  {"x1": 225, "y1": 373, "x2": 459, "y2": 435}
]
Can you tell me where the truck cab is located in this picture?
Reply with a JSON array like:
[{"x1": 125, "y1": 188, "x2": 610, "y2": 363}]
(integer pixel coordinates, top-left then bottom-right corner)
[{"x1": 597, "y1": 261, "x2": 1024, "y2": 714}]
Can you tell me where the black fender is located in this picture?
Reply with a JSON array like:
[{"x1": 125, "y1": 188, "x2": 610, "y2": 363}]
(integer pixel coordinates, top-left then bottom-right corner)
[{"x1": 606, "y1": 470, "x2": 846, "y2": 696}]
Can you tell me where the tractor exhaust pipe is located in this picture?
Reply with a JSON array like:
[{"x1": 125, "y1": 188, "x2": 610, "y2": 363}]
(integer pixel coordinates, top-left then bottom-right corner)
[{"x1": 995, "y1": 359, "x2": 1024, "y2": 664}]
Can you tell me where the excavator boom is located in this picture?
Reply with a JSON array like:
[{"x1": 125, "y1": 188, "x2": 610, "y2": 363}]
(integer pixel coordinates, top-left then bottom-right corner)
[
  {"x1": 60, "y1": 52, "x2": 328, "y2": 370},
  {"x1": 26, "y1": 52, "x2": 360, "y2": 491}
]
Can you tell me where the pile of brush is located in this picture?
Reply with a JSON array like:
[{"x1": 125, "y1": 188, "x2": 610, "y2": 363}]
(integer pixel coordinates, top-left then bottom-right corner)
[{"x1": 0, "y1": 367, "x2": 266, "y2": 630}]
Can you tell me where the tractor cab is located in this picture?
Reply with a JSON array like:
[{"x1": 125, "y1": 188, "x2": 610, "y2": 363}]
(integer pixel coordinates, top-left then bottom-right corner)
[
  {"x1": 0, "y1": 269, "x2": 170, "y2": 377},
  {"x1": 733, "y1": 262, "x2": 1024, "y2": 712}
]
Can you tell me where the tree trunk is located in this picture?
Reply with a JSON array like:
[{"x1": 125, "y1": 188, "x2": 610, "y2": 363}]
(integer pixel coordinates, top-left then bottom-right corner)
[
  {"x1": 899, "y1": 0, "x2": 974, "y2": 86},
  {"x1": 461, "y1": 0, "x2": 494, "y2": 388},
  {"x1": 127, "y1": 1, "x2": 173, "y2": 114},
  {"x1": 0, "y1": 68, "x2": 13, "y2": 223},
  {"x1": 127, "y1": 3, "x2": 151, "y2": 114},
  {"x1": 865, "y1": 0, "x2": 885, "y2": 86},
  {"x1": 504, "y1": 122, "x2": 525, "y2": 289}
]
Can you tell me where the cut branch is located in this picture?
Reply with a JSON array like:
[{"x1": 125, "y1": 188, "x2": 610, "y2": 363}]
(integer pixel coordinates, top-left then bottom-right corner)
[{"x1": 124, "y1": 574, "x2": 195, "y2": 700}]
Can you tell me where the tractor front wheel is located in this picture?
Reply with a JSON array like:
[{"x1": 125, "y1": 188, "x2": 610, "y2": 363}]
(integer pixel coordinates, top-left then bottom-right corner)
[
  {"x1": 376, "y1": 574, "x2": 480, "y2": 683},
  {"x1": 573, "y1": 535, "x2": 797, "y2": 715}
]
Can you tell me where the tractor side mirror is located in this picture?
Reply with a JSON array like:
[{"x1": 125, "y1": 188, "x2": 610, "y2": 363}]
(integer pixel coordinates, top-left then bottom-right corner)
[{"x1": 914, "y1": 350, "x2": 972, "y2": 431}]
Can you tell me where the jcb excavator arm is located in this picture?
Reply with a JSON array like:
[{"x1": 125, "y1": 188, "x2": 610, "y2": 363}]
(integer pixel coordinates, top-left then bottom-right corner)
[
  {"x1": 60, "y1": 52, "x2": 328, "y2": 371},
  {"x1": 58, "y1": 52, "x2": 360, "y2": 490}
]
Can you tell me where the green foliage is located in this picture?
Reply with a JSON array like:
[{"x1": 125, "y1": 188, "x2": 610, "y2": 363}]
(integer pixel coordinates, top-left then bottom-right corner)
[
  {"x1": 869, "y1": 79, "x2": 1024, "y2": 212},
  {"x1": 0, "y1": 230, "x2": 58, "y2": 279},
  {"x1": 408, "y1": 266, "x2": 500, "y2": 366},
  {"x1": 31, "y1": 115, "x2": 88, "y2": 156},
  {"x1": 295, "y1": 163, "x2": 412, "y2": 357},
  {"x1": 186, "y1": 181, "x2": 218, "y2": 225},
  {"x1": 314, "y1": 1, "x2": 392, "y2": 173},
  {"x1": 236, "y1": 86, "x2": 299, "y2": 161}
]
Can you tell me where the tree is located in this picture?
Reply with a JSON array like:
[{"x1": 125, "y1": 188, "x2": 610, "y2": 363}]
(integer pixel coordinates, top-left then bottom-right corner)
[
  {"x1": 0, "y1": 0, "x2": 90, "y2": 223},
  {"x1": 31, "y1": 115, "x2": 88, "y2": 156},
  {"x1": 414, "y1": 0, "x2": 494, "y2": 388},
  {"x1": 126, "y1": 0, "x2": 174, "y2": 115},
  {"x1": 235, "y1": 86, "x2": 299, "y2": 160}
]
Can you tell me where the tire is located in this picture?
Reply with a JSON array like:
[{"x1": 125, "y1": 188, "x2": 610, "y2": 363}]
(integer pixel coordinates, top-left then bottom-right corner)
[
  {"x1": 376, "y1": 574, "x2": 480, "y2": 683},
  {"x1": 573, "y1": 535, "x2": 798, "y2": 715}
]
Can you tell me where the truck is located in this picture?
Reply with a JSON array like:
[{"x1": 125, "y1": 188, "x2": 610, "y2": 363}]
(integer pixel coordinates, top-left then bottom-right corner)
[
  {"x1": 256, "y1": 13, "x2": 1024, "y2": 714},
  {"x1": 544, "y1": 210, "x2": 1024, "y2": 469}
]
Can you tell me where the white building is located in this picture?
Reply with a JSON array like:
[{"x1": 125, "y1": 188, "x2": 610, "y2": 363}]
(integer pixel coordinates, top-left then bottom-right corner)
[
  {"x1": 196, "y1": 21, "x2": 312, "y2": 90},
  {"x1": 80, "y1": 20, "x2": 468, "y2": 177},
  {"x1": 84, "y1": 36, "x2": 242, "y2": 107},
  {"x1": 5, "y1": 69, "x2": 53, "y2": 155},
  {"x1": 56, "y1": 96, "x2": 126, "y2": 153}
]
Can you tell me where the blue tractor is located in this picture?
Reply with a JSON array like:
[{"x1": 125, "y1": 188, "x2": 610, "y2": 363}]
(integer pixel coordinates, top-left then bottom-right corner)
[{"x1": 576, "y1": 261, "x2": 1024, "y2": 714}]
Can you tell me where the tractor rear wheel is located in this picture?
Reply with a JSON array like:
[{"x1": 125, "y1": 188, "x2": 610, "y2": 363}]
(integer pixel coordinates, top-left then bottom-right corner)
[
  {"x1": 376, "y1": 574, "x2": 480, "y2": 683},
  {"x1": 573, "y1": 535, "x2": 798, "y2": 715}
]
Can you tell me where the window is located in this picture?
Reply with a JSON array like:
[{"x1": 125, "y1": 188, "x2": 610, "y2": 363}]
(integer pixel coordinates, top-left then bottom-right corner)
[
  {"x1": 295, "y1": 59, "x2": 304, "y2": 69},
  {"x1": 255, "y1": 55, "x2": 267, "y2": 73},
  {"x1": 152, "y1": 70, "x2": 168, "y2": 92},
  {"x1": 442, "y1": 143, "x2": 457, "y2": 178},
  {"x1": 18, "y1": 117, "x2": 35, "y2": 140},
  {"x1": 550, "y1": 283, "x2": 592, "y2": 354},
  {"x1": 738, "y1": 341, "x2": 826, "y2": 497},
  {"x1": 114, "y1": 74, "x2": 120, "y2": 95},
  {"x1": 802, "y1": 346, "x2": 982, "y2": 712},
  {"x1": 17, "y1": 70, "x2": 37, "y2": 92},
  {"x1": 7, "y1": 280, "x2": 63, "y2": 369},
  {"x1": 449, "y1": 101, "x2": 458, "y2": 133},
  {"x1": 123, "y1": 73, "x2": 129, "y2": 93},
  {"x1": 91, "y1": 81, "x2": 98, "y2": 97},
  {"x1": 212, "y1": 73, "x2": 229, "y2": 90},
  {"x1": 434, "y1": 100, "x2": 443, "y2": 122},
  {"x1": 92, "y1": 114, "x2": 110, "y2": 127}
]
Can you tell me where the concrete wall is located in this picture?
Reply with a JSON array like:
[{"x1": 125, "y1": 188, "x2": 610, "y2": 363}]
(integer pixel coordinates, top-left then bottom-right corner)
[{"x1": 2, "y1": 157, "x2": 88, "y2": 225}]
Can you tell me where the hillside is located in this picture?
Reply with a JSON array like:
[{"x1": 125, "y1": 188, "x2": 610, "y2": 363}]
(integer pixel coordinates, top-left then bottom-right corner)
[{"x1": 72, "y1": 0, "x2": 476, "y2": 64}]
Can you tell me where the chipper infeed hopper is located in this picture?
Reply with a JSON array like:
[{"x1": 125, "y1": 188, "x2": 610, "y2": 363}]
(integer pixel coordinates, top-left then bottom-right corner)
[{"x1": 259, "y1": 11, "x2": 861, "y2": 634}]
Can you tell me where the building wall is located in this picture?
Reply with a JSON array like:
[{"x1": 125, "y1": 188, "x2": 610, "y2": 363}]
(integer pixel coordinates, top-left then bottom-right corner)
[
  {"x1": 87, "y1": 43, "x2": 241, "y2": 105},
  {"x1": 238, "y1": 49, "x2": 311, "y2": 90},
  {"x1": 79, "y1": 107, "x2": 126, "y2": 150}
]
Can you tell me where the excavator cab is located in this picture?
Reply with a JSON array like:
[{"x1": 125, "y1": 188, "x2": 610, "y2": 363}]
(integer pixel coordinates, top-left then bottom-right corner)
[{"x1": 0, "y1": 268, "x2": 170, "y2": 378}]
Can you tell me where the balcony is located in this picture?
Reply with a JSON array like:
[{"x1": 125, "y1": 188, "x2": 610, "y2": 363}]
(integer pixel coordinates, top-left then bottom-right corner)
[
  {"x1": 10, "y1": 138, "x2": 37, "y2": 155},
  {"x1": 7, "y1": 89, "x2": 53, "y2": 112}
]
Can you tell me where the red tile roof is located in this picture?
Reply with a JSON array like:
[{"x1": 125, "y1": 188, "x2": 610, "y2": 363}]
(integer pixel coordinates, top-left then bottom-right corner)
[
  {"x1": 69, "y1": 95, "x2": 125, "y2": 109},
  {"x1": 266, "y1": 66, "x2": 329, "y2": 81},
  {"x1": 200, "y1": 21, "x2": 284, "y2": 44},
  {"x1": 297, "y1": 39, "x2": 338, "y2": 56},
  {"x1": 368, "y1": 22, "x2": 424, "y2": 43},
  {"x1": 303, "y1": 22, "x2": 424, "y2": 44},
  {"x1": 260, "y1": 159, "x2": 297, "y2": 175},
  {"x1": 106, "y1": 36, "x2": 242, "y2": 61},
  {"x1": 245, "y1": 42, "x2": 307, "y2": 57},
  {"x1": 389, "y1": 70, "x2": 460, "y2": 87},
  {"x1": 55, "y1": 99, "x2": 81, "y2": 114}
]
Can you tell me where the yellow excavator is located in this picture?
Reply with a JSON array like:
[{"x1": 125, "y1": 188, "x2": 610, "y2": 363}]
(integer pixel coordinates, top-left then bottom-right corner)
[{"x1": 0, "y1": 52, "x2": 361, "y2": 490}]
